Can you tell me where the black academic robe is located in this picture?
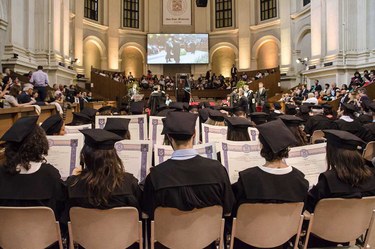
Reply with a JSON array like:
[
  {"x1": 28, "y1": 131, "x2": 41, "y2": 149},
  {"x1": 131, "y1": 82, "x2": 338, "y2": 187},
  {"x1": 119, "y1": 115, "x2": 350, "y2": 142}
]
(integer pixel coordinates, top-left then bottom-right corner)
[
  {"x1": 0, "y1": 163, "x2": 66, "y2": 218},
  {"x1": 232, "y1": 167, "x2": 308, "y2": 211},
  {"x1": 357, "y1": 123, "x2": 375, "y2": 143},
  {"x1": 358, "y1": 114, "x2": 373, "y2": 125},
  {"x1": 306, "y1": 169, "x2": 375, "y2": 213},
  {"x1": 66, "y1": 172, "x2": 141, "y2": 211},
  {"x1": 268, "y1": 111, "x2": 283, "y2": 121},
  {"x1": 236, "y1": 96, "x2": 249, "y2": 114},
  {"x1": 304, "y1": 115, "x2": 333, "y2": 136},
  {"x1": 148, "y1": 92, "x2": 163, "y2": 116},
  {"x1": 331, "y1": 119, "x2": 362, "y2": 136},
  {"x1": 142, "y1": 155, "x2": 235, "y2": 219}
]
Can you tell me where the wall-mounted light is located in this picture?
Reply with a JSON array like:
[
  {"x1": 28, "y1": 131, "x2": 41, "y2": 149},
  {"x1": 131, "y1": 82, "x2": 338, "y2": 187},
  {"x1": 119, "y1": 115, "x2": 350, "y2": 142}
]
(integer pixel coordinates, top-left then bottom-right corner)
[
  {"x1": 70, "y1": 58, "x2": 79, "y2": 65},
  {"x1": 296, "y1": 57, "x2": 309, "y2": 66},
  {"x1": 13, "y1": 53, "x2": 19, "y2": 59}
]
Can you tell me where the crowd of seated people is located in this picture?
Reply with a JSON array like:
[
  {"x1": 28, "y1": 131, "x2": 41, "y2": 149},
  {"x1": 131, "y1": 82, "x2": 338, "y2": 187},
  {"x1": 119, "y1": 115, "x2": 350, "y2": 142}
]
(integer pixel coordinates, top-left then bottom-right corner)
[
  {"x1": 0, "y1": 68, "x2": 96, "y2": 111},
  {"x1": 1, "y1": 91, "x2": 375, "y2": 248}
]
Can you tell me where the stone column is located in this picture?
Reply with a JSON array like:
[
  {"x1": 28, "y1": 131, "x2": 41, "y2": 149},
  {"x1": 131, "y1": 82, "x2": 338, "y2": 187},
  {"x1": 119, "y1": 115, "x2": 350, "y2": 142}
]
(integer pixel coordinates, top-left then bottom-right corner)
[{"x1": 107, "y1": 0, "x2": 120, "y2": 70}]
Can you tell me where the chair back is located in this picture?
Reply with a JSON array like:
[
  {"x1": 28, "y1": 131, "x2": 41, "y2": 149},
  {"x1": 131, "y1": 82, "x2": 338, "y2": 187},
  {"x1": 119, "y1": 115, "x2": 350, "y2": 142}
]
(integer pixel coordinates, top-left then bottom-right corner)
[
  {"x1": 68, "y1": 207, "x2": 142, "y2": 249},
  {"x1": 304, "y1": 197, "x2": 375, "y2": 247},
  {"x1": 0, "y1": 207, "x2": 62, "y2": 249},
  {"x1": 151, "y1": 206, "x2": 224, "y2": 249},
  {"x1": 363, "y1": 141, "x2": 375, "y2": 161},
  {"x1": 230, "y1": 203, "x2": 304, "y2": 249},
  {"x1": 311, "y1": 130, "x2": 326, "y2": 144}
]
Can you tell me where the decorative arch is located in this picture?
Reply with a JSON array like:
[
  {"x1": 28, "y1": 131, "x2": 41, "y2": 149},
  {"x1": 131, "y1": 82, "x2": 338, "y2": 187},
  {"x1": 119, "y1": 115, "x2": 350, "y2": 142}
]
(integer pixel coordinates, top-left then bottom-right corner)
[
  {"x1": 83, "y1": 36, "x2": 107, "y2": 57},
  {"x1": 295, "y1": 25, "x2": 311, "y2": 47},
  {"x1": 252, "y1": 35, "x2": 281, "y2": 59},
  {"x1": 119, "y1": 42, "x2": 146, "y2": 62},
  {"x1": 210, "y1": 42, "x2": 239, "y2": 63}
]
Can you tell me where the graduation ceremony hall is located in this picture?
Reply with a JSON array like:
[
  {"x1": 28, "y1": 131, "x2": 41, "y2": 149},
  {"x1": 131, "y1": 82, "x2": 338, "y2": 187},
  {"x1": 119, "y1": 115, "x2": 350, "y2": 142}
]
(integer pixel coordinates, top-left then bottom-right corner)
[{"x1": 1, "y1": 0, "x2": 375, "y2": 248}]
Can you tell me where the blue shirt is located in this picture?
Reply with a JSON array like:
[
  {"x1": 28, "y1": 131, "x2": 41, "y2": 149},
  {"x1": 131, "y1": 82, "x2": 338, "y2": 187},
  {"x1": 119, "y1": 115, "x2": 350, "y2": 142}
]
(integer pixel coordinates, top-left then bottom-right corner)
[{"x1": 170, "y1": 149, "x2": 198, "y2": 160}]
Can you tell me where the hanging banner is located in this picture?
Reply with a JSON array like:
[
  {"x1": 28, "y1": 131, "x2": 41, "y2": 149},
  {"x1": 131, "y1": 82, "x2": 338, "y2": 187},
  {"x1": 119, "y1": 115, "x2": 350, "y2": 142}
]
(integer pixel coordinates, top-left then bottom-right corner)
[{"x1": 163, "y1": 0, "x2": 192, "y2": 25}]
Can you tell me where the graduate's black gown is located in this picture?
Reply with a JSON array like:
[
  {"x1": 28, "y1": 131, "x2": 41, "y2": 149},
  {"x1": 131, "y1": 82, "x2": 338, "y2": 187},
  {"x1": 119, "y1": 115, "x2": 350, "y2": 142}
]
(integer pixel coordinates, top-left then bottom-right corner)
[
  {"x1": 231, "y1": 166, "x2": 309, "y2": 249},
  {"x1": 305, "y1": 169, "x2": 375, "y2": 247},
  {"x1": 304, "y1": 115, "x2": 333, "y2": 136},
  {"x1": 142, "y1": 155, "x2": 235, "y2": 249},
  {"x1": 0, "y1": 163, "x2": 66, "y2": 217},
  {"x1": 357, "y1": 123, "x2": 375, "y2": 143},
  {"x1": 0, "y1": 163, "x2": 66, "y2": 249},
  {"x1": 331, "y1": 119, "x2": 362, "y2": 136}
]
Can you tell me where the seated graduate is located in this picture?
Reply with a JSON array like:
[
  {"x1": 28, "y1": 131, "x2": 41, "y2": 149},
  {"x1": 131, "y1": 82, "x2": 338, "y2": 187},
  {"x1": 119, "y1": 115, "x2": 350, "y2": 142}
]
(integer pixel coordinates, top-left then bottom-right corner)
[
  {"x1": 231, "y1": 119, "x2": 309, "y2": 248},
  {"x1": 142, "y1": 111, "x2": 235, "y2": 219},
  {"x1": 66, "y1": 112, "x2": 92, "y2": 126},
  {"x1": 232, "y1": 118, "x2": 308, "y2": 207},
  {"x1": 41, "y1": 114, "x2": 65, "y2": 136},
  {"x1": 0, "y1": 116, "x2": 66, "y2": 217},
  {"x1": 225, "y1": 116, "x2": 252, "y2": 141},
  {"x1": 268, "y1": 102, "x2": 283, "y2": 121},
  {"x1": 305, "y1": 130, "x2": 375, "y2": 247},
  {"x1": 279, "y1": 115, "x2": 309, "y2": 146},
  {"x1": 304, "y1": 105, "x2": 333, "y2": 136},
  {"x1": 332, "y1": 102, "x2": 362, "y2": 135},
  {"x1": 103, "y1": 118, "x2": 131, "y2": 140},
  {"x1": 66, "y1": 129, "x2": 141, "y2": 210},
  {"x1": 249, "y1": 112, "x2": 269, "y2": 126},
  {"x1": 205, "y1": 109, "x2": 227, "y2": 126}
]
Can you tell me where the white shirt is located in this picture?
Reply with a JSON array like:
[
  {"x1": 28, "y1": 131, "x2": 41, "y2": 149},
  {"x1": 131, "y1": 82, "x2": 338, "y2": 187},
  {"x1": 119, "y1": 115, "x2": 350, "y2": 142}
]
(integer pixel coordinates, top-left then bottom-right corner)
[
  {"x1": 340, "y1": 115, "x2": 354, "y2": 122},
  {"x1": 18, "y1": 162, "x2": 42, "y2": 174},
  {"x1": 303, "y1": 97, "x2": 319, "y2": 105},
  {"x1": 30, "y1": 70, "x2": 49, "y2": 87},
  {"x1": 258, "y1": 165, "x2": 293, "y2": 175}
]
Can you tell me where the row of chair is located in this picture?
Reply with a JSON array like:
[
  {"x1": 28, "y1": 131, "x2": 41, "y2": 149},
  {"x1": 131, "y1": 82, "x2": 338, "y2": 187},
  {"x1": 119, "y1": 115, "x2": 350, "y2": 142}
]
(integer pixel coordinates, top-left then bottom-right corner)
[{"x1": 1, "y1": 197, "x2": 375, "y2": 249}]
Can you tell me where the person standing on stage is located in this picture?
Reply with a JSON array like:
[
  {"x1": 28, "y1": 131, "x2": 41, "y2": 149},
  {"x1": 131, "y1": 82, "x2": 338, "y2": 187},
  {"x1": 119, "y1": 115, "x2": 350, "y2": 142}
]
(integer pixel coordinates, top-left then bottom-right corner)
[
  {"x1": 231, "y1": 64, "x2": 238, "y2": 82},
  {"x1": 30, "y1": 65, "x2": 49, "y2": 102}
]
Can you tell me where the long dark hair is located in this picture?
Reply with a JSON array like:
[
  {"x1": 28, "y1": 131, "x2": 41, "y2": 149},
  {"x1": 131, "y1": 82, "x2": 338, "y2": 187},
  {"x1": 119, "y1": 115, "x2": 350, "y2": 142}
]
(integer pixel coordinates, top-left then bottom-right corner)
[
  {"x1": 326, "y1": 143, "x2": 373, "y2": 187},
  {"x1": 4, "y1": 126, "x2": 49, "y2": 174},
  {"x1": 227, "y1": 127, "x2": 250, "y2": 141},
  {"x1": 75, "y1": 145, "x2": 126, "y2": 206}
]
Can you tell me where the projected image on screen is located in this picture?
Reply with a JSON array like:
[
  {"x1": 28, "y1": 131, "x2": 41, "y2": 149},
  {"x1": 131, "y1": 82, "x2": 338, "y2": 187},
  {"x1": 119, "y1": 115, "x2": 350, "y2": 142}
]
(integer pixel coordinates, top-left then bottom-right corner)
[{"x1": 147, "y1": 34, "x2": 209, "y2": 64}]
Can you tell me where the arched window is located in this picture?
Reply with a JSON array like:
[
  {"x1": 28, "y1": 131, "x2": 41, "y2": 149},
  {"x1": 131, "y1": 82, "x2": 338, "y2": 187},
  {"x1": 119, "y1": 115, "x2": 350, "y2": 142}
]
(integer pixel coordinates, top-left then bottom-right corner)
[
  {"x1": 84, "y1": 0, "x2": 99, "y2": 21},
  {"x1": 303, "y1": 0, "x2": 311, "y2": 6}
]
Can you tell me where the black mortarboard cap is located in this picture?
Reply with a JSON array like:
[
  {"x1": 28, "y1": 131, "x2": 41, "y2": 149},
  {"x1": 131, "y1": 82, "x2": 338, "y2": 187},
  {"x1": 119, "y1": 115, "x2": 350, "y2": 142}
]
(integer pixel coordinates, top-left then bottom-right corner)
[
  {"x1": 169, "y1": 102, "x2": 184, "y2": 111},
  {"x1": 299, "y1": 105, "x2": 311, "y2": 114},
  {"x1": 80, "y1": 129, "x2": 123, "y2": 150},
  {"x1": 225, "y1": 116, "x2": 252, "y2": 128},
  {"x1": 324, "y1": 130, "x2": 365, "y2": 150},
  {"x1": 257, "y1": 119, "x2": 298, "y2": 153},
  {"x1": 103, "y1": 118, "x2": 130, "y2": 138},
  {"x1": 98, "y1": 106, "x2": 113, "y2": 114},
  {"x1": 1, "y1": 116, "x2": 39, "y2": 143},
  {"x1": 157, "y1": 103, "x2": 168, "y2": 112},
  {"x1": 273, "y1": 102, "x2": 282, "y2": 110},
  {"x1": 198, "y1": 108, "x2": 210, "y2": 123},
  {"x1": 322, "y1": 104, "x2": 332, "y2": 110},
  {"x1": 341, "y1": 102, "x2": 357, "y2": 113},
  {"x1": 130, "y1": 101, "x2": 145, "y2": 114},
  {"x1": 279, "y1": 115, "x2": 304, "y2": 126},
  {"x1": 162, "y1": 112, "x2": 197, "y2": 135},
  {"x1": 310, "y1": 105, "x2": 323, "y2": 110},
  {"x1": 41, "y1": 114, "x2": 64, "y2": 135},
  {"x1": 250, "y1": 112, "x2": 269, "y2": 125},
  {"x1": 183, "y1": 102, "x2": 190, "y2": 111},
  {"x1": 285, "y1": 104, "x2": 297, "y2": 115},
  {"x1": 80, "y1": 108, "x2": 97, "y2": 118},
  {"x1": 208, "y1": 109, "x2": 226, "y2": 122},
  {"x1": 71, "y1": 112, "x2": 92, "y2": 124}
]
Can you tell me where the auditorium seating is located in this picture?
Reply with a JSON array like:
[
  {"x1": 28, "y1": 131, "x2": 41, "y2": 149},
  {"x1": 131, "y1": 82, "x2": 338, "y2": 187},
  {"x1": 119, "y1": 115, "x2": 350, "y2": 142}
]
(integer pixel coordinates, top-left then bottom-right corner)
[
  {"x1": 303, "y1": 197, "x2": 375, "y2": 249},
  {"x1": 151, "y1": 206, "x2": 224, "y2": 249},
  {"x1": 68, "y1": 207, "x2": 142, "y2": 249},
  {"x1": 230, "y1": 203, "x2": 304, "y2": 249},
  {"x1": 0, "y1": 207, "x2": 63, "y2": 249},
  {"x1": 363, "y1": 141, "x2": 375, "y2": 162}
]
